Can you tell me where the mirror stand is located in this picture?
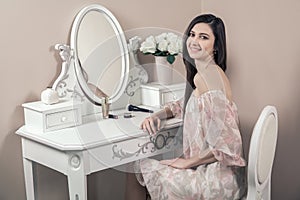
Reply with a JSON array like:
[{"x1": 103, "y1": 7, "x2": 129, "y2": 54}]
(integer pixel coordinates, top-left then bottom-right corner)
[
  {"x1": 127, "y1": 36, "x2": 148, "y2": 84},
  {"x1": 52, "y1": 43, "x2": 84, "y2": 102},
  {"x1": 52, "y1": 37, "x2": 149, "y2": 118}
]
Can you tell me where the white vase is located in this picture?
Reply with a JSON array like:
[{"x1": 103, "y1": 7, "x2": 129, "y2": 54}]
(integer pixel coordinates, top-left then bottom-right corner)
[
  {"x1": 154, "y1": 56, "x2": 173, "y2": 85},
  {"x1": 41, "y1": 88, "x2": 60, "y2": 105}
]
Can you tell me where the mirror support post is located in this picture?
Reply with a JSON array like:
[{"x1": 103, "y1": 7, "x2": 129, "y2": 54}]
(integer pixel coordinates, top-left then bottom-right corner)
[{"x1": 52, "y1": 44, "x2": 73, "y2": 92}]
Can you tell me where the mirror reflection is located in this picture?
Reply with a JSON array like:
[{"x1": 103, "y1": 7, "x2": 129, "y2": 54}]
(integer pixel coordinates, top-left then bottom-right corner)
[
  {"x1": 77, "y1": 10, "x2": 122, "y2": 97},
  {"x1": 71, "y1": 4, "x2": 129, "y2": 105}
]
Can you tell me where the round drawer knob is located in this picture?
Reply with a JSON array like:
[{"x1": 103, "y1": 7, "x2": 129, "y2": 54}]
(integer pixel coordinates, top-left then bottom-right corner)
[{"x1": 61, "y1": 116, "x2": 67, "y2": 122}]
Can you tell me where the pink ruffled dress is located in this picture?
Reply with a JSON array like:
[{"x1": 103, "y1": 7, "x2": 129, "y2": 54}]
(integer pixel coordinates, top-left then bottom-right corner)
[{"x1": 135, "y1": 90, "x2": 247, "y2": 200}]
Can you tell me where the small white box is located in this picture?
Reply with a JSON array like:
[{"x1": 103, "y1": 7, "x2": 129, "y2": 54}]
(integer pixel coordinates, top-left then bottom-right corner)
[
  {"x1": 140, "y1": 82, "x2": 185, "y2": 107},
  {"x1": 23, "y1": 100, "x2": 82, "y2": 132}
]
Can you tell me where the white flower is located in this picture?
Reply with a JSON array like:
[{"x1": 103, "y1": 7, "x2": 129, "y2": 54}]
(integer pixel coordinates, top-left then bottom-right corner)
[
  {"x1": 139, "y1": 32, "x2": 183, "y2": 64},
  {"x1": 168, "y1": 42, "x2": 179, "y2": 55},
  {"x1": 146, "y1": 35, "x2": 156, "y2": 43},
  {"x1": 157, "y1": 39, "x2": 168, "y2": 52},
  {"x1": 155, "y1": 33, "x2": 167, "y2": 43},
  {"x1": 166, "y1": 32, "x2": 178, "y2": 43},
  {"x1": 168, "y1": 37, "x2": 182, "y2": 55},
  {"x1": 139, "y1": 36, "x2": 156, "y2": 54}
]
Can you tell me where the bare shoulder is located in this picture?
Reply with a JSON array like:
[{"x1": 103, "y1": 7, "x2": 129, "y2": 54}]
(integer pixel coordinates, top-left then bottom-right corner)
[
  {"x1": 194, "y1": 65, "x2": 233, "y2": 102},
  {"x1": 216, "y1": 66, "x2": 233, "y2": 102}
]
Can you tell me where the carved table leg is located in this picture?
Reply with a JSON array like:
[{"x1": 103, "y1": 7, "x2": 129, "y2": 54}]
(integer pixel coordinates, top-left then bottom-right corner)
[{"x1": 67, "y1": 154, "x2": 87, "y2": 200}]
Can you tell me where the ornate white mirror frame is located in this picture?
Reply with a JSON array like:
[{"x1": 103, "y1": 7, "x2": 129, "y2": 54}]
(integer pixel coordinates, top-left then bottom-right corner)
[
  {"x1": 52, "y1": 4, "x2": 132, "y2": 107},
  {"x1": 51, "y1": 4, "x2": 149, "y2": 117},
  {"x1": 71, "y1": 4, "x2": 129, "y2": 105}
]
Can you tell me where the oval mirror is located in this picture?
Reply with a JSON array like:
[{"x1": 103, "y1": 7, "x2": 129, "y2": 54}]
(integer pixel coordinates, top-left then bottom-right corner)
[{"x1": 70, "y1": 4, "x2": 129, "y2": 105}]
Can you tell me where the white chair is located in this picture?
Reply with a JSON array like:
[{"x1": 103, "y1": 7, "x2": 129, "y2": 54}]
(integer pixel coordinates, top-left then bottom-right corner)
[{"x1": 246, "y1": 105, "x2": 278, "y2": 200}]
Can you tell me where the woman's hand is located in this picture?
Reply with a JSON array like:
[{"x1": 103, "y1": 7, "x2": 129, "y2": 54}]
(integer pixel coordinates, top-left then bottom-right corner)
[
  {"x1": 160, "y1": 158, "x2": 190, "y2": 169},
  {"x1": 140, "y1": 115, "x2": 161, "y2": 135},
  {"x1": 140, "y1": 108, "x2": 173, "y2": 135}
]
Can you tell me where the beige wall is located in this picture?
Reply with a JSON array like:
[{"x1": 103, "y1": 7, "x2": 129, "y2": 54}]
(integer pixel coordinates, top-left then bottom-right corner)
[
  {"x1": 1, "y1": 0, "x2": 299, "y2": 199},
  {"x1": 202, "y1": 0, "x2": 300, "y2": 199},
  {"x1": 0, "y1": 0, "x2": 200, "y2": 199}
]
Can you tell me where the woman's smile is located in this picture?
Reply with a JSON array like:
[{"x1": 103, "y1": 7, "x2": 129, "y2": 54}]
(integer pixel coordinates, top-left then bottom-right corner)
[{"x1": 186, "y1": 23, "x2": 215, "y2": 60}]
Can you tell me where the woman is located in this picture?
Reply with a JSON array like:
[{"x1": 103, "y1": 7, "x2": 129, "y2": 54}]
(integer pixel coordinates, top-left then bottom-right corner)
[{"x1": 126, "y1": 14, "x2": 246, "y2": 200}]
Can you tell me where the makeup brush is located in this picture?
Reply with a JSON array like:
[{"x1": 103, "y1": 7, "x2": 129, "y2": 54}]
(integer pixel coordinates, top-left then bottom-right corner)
[{"x1": 126, "y1": 104, "x2": 154, "y2": 113}]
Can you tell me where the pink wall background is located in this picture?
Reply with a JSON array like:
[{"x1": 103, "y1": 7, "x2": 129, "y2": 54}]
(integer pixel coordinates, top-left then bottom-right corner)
[
  {"x1": 0, "y1": 0, "x2": 299, "y2": 199},
  {"x1": 202, "y1": 1, "x2": 300, "y2": 199}
]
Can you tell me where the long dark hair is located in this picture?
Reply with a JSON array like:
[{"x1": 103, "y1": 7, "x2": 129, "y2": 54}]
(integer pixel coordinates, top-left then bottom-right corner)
[{"x1": 182, "y1": 14, "x2": 227, "y2": 113}]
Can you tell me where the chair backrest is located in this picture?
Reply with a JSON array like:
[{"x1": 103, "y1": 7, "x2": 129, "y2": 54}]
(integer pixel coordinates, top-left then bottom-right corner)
[{"x1": 247, "y1": 106, "x2": 278, "y2": 200}]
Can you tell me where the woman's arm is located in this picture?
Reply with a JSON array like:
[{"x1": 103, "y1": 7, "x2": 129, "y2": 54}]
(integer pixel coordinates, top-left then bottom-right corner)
[
  {"x1": 160, "y1": 150, "x2": 217, "y2": 169},
  {"x1": 140, "y1": 107, "x2": 173, "y2": 135}
]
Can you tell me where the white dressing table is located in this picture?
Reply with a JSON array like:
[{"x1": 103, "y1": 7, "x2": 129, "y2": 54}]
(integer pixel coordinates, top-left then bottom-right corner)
[
  {"x1": 17, "y1": 105, "x2": 182, "y2": 200},
  {"x1": 16, "y1": 4, "x2": 185, "y2": 200}
]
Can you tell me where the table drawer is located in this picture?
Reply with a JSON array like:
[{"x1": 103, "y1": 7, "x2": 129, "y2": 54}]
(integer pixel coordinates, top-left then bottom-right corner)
[
  {"x1": 46, "y1": 109, "x2": 78, "y2": 129},
  {"x1": 23, "y1": 100, "x2": 82, "y2": 132},
  {"x1": 141, "y1": 82, "x2": 185, "y2": 107}
]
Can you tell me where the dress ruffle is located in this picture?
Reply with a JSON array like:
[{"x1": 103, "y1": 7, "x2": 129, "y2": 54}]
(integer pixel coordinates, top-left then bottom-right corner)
[{"x1": 188, "y1": 90, "x2": 246, "y2": 167}]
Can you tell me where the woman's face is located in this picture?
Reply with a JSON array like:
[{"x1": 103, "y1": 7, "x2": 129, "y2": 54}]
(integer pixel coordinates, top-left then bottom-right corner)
[{"x1": 186, "y1": 23, "x2": 215, "y2": 60}]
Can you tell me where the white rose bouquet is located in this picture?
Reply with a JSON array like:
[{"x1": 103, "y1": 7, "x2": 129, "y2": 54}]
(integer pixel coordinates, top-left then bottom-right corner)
[{"x1": 139, "y1": 32, "x2": 182, "y2": 64}]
